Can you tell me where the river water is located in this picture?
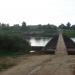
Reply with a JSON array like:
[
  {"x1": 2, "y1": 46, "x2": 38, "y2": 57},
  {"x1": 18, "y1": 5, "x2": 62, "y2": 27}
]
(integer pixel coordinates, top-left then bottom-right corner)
[
  {"x1": 27, "y1": 37, "x2": 51, "y2": 46},
  {"x1": 71, "y1": 38, "x2": 75, "y2": 42},
  {"x1": 27, "y1": 37, "x2": 75, "y2": 46}
]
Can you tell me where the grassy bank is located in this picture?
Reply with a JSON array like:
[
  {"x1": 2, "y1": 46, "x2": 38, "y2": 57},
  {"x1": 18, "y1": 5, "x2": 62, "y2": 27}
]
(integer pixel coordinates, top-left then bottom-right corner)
[
  {"x1": 0, "y1": 52, "x2": 30, "y2": 72},
  {"x1": 0, "y1": 57, "x2": 16, "y2": 71},
  {"x1": 63, "y1": 30, "x2": 75, "y2": 37},
  {"x1": 0, "y1": 32, "x2": 31, "y2": 71}
]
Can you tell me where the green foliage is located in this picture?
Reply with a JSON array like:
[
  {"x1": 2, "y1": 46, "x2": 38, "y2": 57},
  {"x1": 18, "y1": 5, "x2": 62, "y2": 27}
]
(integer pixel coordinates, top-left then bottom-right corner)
[
  {"x1": 0, "y1": 63, "x2": 15, "y2": 71},
  {"x1": 66, "y1": 22, "x2": 71, "y2": 29},
  {"x1": 21, "y1": 21, "x2": 28, "y2": 31},
  {"x1": 71, "y1": 25, "x2": 75, "y2": 30},
  {"x1": 58, "y1": 22, "x2": 71, "y2": 30},
  {"x1": 59, "y1": 24, "x2": 66, "y2": 29},
  {"x1": 27, "y1": 24, "x2": 58, "y2": 37},
  {"x1": 0, "y1": 32, "x2": 31, "y2": 53},
  {"x1": 64, "y1": 30, "x2": 75, "y2": 37}
]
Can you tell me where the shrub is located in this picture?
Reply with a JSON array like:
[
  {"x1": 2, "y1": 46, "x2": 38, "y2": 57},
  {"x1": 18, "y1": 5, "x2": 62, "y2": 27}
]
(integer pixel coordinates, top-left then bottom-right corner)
[{"x1": 0, "y1": 32, "x2": 31, "y2": 53}]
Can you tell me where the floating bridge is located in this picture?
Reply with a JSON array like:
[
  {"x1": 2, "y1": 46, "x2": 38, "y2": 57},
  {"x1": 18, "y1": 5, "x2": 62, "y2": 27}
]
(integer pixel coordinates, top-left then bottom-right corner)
[{"x1": 31, "y1": 33, "x2": 75, "y2": 55}]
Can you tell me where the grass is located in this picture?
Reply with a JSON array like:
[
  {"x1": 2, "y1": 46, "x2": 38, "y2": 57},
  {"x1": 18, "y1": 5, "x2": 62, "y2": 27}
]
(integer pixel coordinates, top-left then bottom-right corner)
[
  {"x1": 0, "y1": 56, "x2": 17, "y2": 71},
  {"x1": 0, "y1": 50, "x2": 27, "y2": 57},
  {"x1": 0, "y1": 51, "x2": 17, "y2": 56},
  {"x1": 0, "y1": 63, "x2": 15, "y2": 71},
  {"x1": 0, "y1": 51, "x2": 28, "y2": 72},
  {"x1": 64, "y1": 30, "x2": 75, "y2": 37}
]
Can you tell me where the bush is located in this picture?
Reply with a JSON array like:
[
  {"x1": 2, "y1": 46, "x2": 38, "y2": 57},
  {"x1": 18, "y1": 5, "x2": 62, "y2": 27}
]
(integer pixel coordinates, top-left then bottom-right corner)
[{"x1": 0, "y1": 32, "x2": 31, "y2": 53}]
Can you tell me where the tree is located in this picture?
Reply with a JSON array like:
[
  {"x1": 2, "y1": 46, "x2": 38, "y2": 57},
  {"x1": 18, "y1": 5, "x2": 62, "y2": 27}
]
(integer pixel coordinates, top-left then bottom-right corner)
[
  {"x1": 21, "y1": 21, "x2": 27, "y2": 31},
  {"x1": 71, "y1": 25, "x2": 75, "y2": 30},
  {"x1": 22, "y1": 21, "x2": 26, "y2": 27},
  {"x1": 66, "y1": 22, "x2": 71, "y2": 29},
  {"x1": 2, "y1": 23, "x2": 6, "y2": 28},
  {"x1": 59, "y1": 24, "x2": 66, "y2": 29},
  {"x1": 0, "y1": 32, "x2": 31, "y2": 53}
]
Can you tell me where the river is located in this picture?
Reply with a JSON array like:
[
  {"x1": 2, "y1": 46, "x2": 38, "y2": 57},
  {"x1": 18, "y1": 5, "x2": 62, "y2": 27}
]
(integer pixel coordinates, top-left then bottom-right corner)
[
  {"x1": 27, "y1": 37, "x2": 75, "y2": 46},
  {"x1": 27, "y1": 37, "x2": 51, "y2": 46},
  {"x1": 71, "y1": 38, "x2": 75, "y2": 42}
]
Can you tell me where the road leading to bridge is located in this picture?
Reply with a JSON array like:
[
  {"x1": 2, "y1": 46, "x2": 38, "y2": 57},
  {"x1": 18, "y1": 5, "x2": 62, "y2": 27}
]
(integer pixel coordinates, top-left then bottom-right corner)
[{"x1": 55, "y1": 33, "x2": 67, "y2": 55}]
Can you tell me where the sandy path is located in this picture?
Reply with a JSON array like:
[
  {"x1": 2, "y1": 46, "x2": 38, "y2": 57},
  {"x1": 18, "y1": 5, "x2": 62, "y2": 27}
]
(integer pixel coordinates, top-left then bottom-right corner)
[
  {"x1": 0, "y1": 33, "x2": 75, "y2": 75},
  {"x1": 0, "y1": 55, "x2": 55, "y2": 75},
  {"x1": 55, "y1": 33, "x2": 67, "y2": 55}
]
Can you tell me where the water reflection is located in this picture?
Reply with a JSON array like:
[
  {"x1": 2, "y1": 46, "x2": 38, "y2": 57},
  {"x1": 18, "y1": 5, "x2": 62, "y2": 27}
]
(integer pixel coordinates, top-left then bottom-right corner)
[
  {"x1": 71, "y1": 38, "x2": 75, "y2": 42},
  {"x1": 27, "y1": 37, "x2": 51, "y2": 46},
  {"x1": 26, "y1": 37, "x2": 75, "y2": 46}
]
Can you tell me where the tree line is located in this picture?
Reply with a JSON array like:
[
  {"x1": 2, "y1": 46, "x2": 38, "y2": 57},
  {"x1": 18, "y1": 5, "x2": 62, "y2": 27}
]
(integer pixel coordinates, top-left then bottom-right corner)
[
  {"x1": 0, "y1": 21, "x2": 58, "y2": 37},
  {"x1": 58, "y1": 22, "x2": 75, "y2": 30}
]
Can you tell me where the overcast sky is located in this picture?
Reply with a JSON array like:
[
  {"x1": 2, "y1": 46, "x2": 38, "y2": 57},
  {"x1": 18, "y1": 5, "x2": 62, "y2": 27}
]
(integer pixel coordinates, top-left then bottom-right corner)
[{"x1": 0, "y1": 0, "x2": 75, "y2": 26}]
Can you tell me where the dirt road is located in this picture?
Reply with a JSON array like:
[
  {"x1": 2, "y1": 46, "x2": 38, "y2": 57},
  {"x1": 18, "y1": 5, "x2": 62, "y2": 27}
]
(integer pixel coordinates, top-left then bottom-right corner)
[
  {"x1": 0, "y1": 33, "x2": 75, "y2": 75},
  {"x1": 55, "y1": 33, "x2": 67, "y2": 55}
]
